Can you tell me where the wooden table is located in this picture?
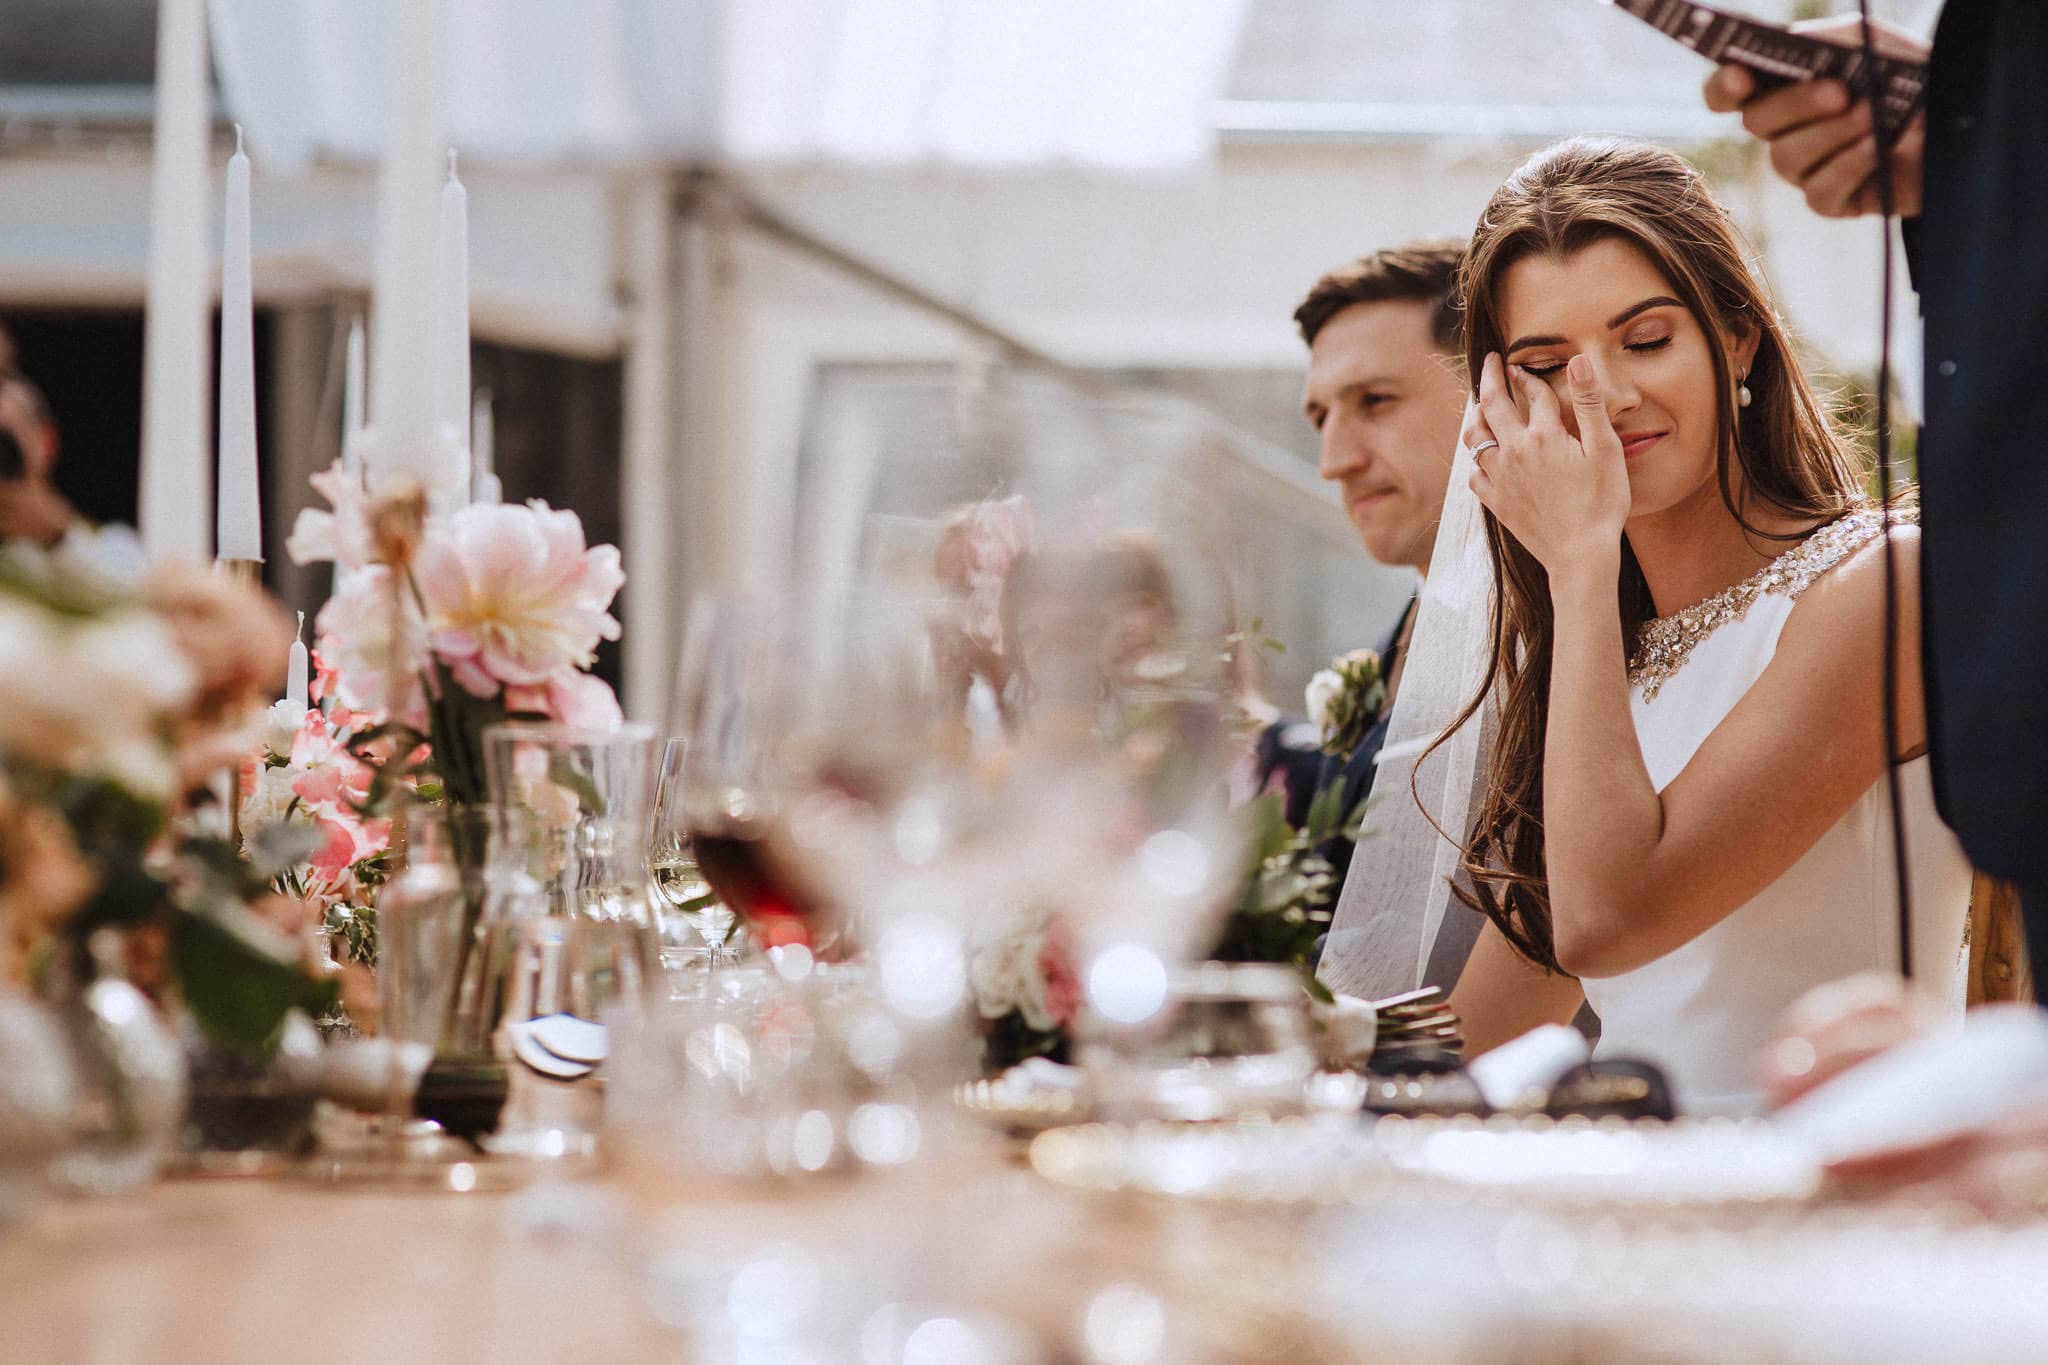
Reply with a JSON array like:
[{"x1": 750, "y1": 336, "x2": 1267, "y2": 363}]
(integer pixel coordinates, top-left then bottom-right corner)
[
  {"x1": 0, "y1": 1179, "x2": 667, "y2": 1365},
  {"x1": 15, "y1": 1128, "x2": 2046, "y2": 1364},
  {"x1": 0, "y1": 1147, "x2": 1336, "y2": 1365}
]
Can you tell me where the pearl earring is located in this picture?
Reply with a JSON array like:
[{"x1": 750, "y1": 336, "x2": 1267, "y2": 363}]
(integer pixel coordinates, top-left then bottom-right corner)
[{"x1": 1738, "y1": 373, "x2": 1752, "y2": 408}]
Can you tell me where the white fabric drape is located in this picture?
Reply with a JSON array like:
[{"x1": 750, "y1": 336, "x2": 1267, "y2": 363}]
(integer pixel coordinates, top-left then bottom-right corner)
[
  {"x1": 1320, "y1": 413, "x2": 1495, "y2": 1001},
  {"x1": 207, "y1": 0, "x2": 1249, "y2": 173}
]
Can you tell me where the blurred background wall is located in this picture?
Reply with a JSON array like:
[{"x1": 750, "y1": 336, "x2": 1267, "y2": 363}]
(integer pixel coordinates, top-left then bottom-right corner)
[{"x1": 0, "y1": 0, "x2": 1939, "y2": 722}]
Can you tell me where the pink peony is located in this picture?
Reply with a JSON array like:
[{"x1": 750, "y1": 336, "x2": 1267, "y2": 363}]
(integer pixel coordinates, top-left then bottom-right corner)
[
  {"x1": 311, "y1": 565, "x2": 429, "y2": 723},
  {"x1": 412, "y1": 500, "x2": 623, "y2": 699},
  {"x1": 935, "y1": 495, "x2": 1034, "y2": 655},
  {"x1": 531, "y1": 671, "x2": 622, "y2": 729},
  {"x1": 284, "y1": 462, "x2": 374, "y2": 571},
  {"x1": 306, "y1": 816, "x2": 361, "y2": 881},
  {"x1": 288, "y1": 725, "x2": 373, "y2": 814},
  {"x1": 1036, "y1": 919, "x2": 1079, "y2": 1029}
]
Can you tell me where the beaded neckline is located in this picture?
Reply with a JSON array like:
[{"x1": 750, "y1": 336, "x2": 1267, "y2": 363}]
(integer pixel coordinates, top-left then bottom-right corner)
[{"x1": 1627, "y1": 507, "x2": 1910, "y2": 701}]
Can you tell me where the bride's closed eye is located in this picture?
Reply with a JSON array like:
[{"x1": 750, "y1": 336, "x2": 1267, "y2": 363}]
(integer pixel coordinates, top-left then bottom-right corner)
[{"x1": 1515, "y1": 336, "x2": 1674, "y2": 379}]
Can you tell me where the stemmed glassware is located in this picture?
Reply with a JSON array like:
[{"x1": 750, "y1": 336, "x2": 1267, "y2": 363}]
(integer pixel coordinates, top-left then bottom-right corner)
[
  {"x1": 700, "y1": 369, "x2": 1248, "y2": 1061},
  {"x1": 647, "y1": 736, "x2": 742, "y2": 980},
  {"x1": 669, "y1": 596, "x2": 851, "y2": 961},
  {"x1": 612, "y1": 369, "x2": 1253, "y2": 1189}
]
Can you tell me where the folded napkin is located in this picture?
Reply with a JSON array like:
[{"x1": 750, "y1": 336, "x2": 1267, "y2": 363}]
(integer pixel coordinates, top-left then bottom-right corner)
[
  {"x1": 1774, "y1": 1004, "x2": 2048, "y2": 1165},
  {"x1": 1311, "y1": 993, "x2": 1379, "y2": 1069},
  {"x1": 1465, "y1": 1023, "x2": 1591, "y2": 1112}
]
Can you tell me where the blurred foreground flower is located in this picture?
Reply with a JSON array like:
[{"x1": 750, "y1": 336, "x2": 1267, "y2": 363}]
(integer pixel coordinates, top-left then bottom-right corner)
[{"x1": 0, "y1": 539, "x2": 334, "y2": 1054}]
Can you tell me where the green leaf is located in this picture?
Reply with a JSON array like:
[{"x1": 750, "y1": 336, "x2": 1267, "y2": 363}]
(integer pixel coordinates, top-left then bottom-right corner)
[
  {"x1": 546, "y1": 755, "x2": 606, "y2": 818},
  {"x1": 1241, "y1": 792, "x2": 1292, "y2": 864},
  {"x1": 170, "y1": 906, "x2": 338, "y2": 1056},
  {"x1": 1303, "y1": 780, "x2": 1348, "y2": 842},
  {"x1": 183, "y1": 834, "x2": 253, "y2": 893},
  {"x1": 70, "y1": 856, "x2": 169, "y2": 932},
  {"x1": 1301, "y1": 968, "x2": 1336, "y2": 1005}
]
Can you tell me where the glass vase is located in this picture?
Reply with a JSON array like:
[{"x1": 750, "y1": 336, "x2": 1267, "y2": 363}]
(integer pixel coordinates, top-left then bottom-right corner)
[
  {"x1": 367, "y1": 804, "x2": 512, "y2": 1154},
  {"x1": 377, "y1": 807, "x2": 488, "y2": 1052},
  {"x1": 479, "y1": 722, "x2": 662, "y2": 1160},
  {"x1": 43, "y1": 929, "x2": 187, "y2": 1195},
  {"x1": 178, "y1": 1011, "x2": 324, "y2": 1171},
  {"x1": 0, "y1": 982, "x2": 75, "y2": 1220}
]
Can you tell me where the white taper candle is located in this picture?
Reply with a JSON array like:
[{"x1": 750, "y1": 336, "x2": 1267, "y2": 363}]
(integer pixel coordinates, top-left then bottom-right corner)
[
  {"x1": 470, "y1": 387, "x2": 499, "y2": 505},
  {"x1": 288, "y1": 611, "x2": 309, "y2": 709},
  {"x1": 342, "y1": 314, "x2": 366, "y2": 479},
  {"x1": 435, "y1": 148, "x2": 471, "y2": 481},
  {"x1": 138, "y1": 0, "x2": 212, "y2": 561},
  {"x1": 215, "y1": 125, "x2": 261, "y2": 562},
  {"x1": 367, "y1": 0, "x2": 448, "y2": 491}
]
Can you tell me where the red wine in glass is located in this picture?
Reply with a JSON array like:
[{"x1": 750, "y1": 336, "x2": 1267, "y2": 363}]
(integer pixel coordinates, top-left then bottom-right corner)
[{"x1": 689, "y1": 820, "x2": 842, "y2": 956}]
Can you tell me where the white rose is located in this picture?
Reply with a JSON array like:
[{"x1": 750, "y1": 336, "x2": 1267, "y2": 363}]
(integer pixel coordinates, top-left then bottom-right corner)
[
  {"x1": 49, "y1": 523, "x2": 148, "y2": 594},
  {"x1": 238, "y1": 763, "x2": 303, "y2": 839},
  {"x1": 261, "y1": 699, "x2": 309, "y2": 760},
  {"x1": 1304, "y1": 668, "x2": 1343, "y2": 732},
  {"x1": 970, "y1": 929, "x2": 1037, "y2": 1020},
  {"x1": 93, "y1": 737, "x2": 178, "y2": 804}
]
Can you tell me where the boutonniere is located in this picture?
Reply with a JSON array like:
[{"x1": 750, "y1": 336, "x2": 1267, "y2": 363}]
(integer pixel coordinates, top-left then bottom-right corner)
[{"x1": 1304, "y1": 647, "x2": 1387, "y2": 756}]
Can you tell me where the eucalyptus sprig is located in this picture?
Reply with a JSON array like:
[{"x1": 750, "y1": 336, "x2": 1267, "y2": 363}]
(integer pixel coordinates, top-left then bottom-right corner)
[{"x1": 1211, "y1": 783, "x2": 1369, "y2": 995}]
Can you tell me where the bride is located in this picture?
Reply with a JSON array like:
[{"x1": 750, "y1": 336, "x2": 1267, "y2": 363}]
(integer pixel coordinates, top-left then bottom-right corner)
[{"x1": 1443, "y1": 137, "x2": 1970, "y2": 1114}]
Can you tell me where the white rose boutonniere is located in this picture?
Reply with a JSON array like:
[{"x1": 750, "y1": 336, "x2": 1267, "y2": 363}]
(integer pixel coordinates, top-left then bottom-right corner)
[{"x1": 1305, "y1": 647, "x2": 1387, "y2": 757}]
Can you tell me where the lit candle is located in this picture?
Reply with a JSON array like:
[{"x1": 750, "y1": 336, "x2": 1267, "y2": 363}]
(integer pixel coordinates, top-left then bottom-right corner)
[
  {"x1": 470, "y1": 387, "x2": 500, "y2": 505},
  {"x1": 288, "y1": 611, "x2": 309, "y2": 709},
  {"x1": 138, "y1": 0, "x2": 212, "y2": 561},
  {"x1": 436, "y1": 148, "x2": 472, "y2": 502},
  {"x1": 367, "y1": 0, "x2": 449, "y2": 493},
  {"x1": 216, "y1": 126, "x2": 261, "y2": 563},
  {"x1": 342, "y1": 314, "x2": 366, "y2": 480}
]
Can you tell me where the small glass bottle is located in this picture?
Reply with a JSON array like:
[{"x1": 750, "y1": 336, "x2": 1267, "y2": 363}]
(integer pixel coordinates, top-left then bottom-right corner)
[{"x1": 375, "y1": 809, "x2": 472, "y2": 1051}]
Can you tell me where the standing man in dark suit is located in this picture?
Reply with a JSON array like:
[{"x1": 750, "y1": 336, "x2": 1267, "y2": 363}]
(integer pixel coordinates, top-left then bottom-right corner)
[
  {"x1": 1254, "y1": 240, "x2": 1467, "y2": 883},
  {"x1": 1703, "y1": 5, "x2": 2048, "y2": 995}
]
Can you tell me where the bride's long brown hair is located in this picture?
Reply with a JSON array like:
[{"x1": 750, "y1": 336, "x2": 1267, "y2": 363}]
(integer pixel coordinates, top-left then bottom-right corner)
[{"x1": 1446, "y1": 137, "x2": 1867, "y2": 973}]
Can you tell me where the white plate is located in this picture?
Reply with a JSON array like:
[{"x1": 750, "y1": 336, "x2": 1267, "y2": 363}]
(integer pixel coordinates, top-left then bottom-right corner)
[
  {"x1": 528, "y1": 1013, "x2": 608, "y2": 1064},
  {"x1": 509, "y1": 1021, "x2": 596, "y2": 1080},
  {"x1": 1031, "y1": 1114, "x2": 1822, "y2": 1208}
]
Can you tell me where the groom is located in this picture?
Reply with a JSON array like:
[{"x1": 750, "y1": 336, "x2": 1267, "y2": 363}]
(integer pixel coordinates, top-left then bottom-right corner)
[{"x1": 1255, "y1": 240, "x2": 1468, "y2": 885}]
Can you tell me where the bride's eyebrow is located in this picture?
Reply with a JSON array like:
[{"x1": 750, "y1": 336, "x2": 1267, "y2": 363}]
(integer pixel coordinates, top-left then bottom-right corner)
[{"x1": 1505, "y1": 295, "x2": 1683, "y2": 356}]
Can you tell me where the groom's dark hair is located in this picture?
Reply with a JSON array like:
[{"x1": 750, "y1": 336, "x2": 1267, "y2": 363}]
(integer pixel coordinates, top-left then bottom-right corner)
[{"x1": 1293, "y1": 239, "x2": 1465, "y2": 350}]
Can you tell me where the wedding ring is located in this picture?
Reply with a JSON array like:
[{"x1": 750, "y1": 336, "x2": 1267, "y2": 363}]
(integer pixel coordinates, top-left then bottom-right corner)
[{"x1": 1471, "y1": 438, "x2": 1500, "y2": 456}]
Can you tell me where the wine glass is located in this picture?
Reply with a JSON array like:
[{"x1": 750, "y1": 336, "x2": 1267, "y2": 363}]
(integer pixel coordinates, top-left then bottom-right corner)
[
  {"x1": 669, "y1": 594, "x2": 862, "y2": 963},
  {"x1": 648, "y1": 735, "x2": 741, "y2": 976},
  {"x1": 780, "y1": 369, "x2": 1251, "y2": 1069}
]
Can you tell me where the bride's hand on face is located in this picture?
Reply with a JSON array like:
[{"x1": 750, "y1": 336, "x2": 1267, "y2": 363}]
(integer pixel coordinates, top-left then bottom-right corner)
[{"x1": 1466, "y1": 352, "x2": 1631, "y2": 579}]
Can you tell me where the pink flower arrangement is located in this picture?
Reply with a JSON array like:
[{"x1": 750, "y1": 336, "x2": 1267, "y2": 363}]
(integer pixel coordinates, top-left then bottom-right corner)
[
  {"x1": 414, "y1": 501, "x2": 624, "y2": 710},
  {"x1": 1035, "y1": 918, "x2": 1079, "y2": 1031},
  {"x1": 970, "y1": 911, "x2": 1080, "y2": 1070},
  {"x1": 239, "y1": 654, "x2": 394, "y2": 928},
  {"x1": 934, "y1": 494, "x2": 1033, "y2": 657},
  {"x1": 287, "y1": 466, "x2": 626, "y2": 802}
]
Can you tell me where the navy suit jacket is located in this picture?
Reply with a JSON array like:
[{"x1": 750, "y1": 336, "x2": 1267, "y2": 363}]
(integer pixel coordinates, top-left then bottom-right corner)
[
  {"x1": 1913, "y1": 2, "x2": 2048, "y2": 884},
  {"x1": 1254, "y1": 596, "x2": 1416, "y2": 887}
]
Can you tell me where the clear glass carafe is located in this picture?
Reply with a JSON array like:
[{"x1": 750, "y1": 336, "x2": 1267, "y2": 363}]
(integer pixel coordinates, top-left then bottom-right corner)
[
  {"x1": 479, "y1": 722, "x2": 662, "y2": 1159},
  {"x1": 375, "y1": 809, "x2": 476, "y2": 1051}
]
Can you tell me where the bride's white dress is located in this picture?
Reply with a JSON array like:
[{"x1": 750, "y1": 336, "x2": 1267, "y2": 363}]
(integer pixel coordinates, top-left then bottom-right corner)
[{"x1": 1579, "y1": 510, "x2": 1972, "y2": 1116}]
